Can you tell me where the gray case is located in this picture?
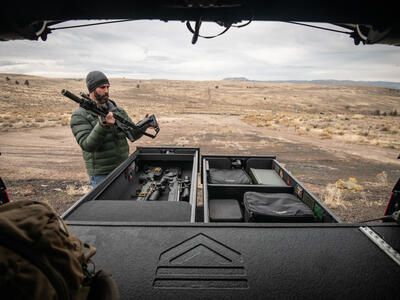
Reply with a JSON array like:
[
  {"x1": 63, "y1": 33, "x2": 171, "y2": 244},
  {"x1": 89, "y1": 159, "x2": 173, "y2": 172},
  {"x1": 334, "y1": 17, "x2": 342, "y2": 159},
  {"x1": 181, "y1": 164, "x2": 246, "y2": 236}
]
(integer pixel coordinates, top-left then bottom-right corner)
[
  {"x1": 209, "y1": 199, "x2": 243, "y2": 222},
  {"x1": 249, "y1": 168, "x2": 288, "y2": 186}
]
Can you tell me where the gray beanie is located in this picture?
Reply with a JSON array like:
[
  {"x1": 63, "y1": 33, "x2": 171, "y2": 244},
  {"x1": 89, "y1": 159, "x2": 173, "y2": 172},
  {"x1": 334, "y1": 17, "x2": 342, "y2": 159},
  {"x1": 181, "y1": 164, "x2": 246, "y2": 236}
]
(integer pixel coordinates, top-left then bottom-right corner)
[{"x1": 86, "y1": 71, "x2": 110, "y2": 93}]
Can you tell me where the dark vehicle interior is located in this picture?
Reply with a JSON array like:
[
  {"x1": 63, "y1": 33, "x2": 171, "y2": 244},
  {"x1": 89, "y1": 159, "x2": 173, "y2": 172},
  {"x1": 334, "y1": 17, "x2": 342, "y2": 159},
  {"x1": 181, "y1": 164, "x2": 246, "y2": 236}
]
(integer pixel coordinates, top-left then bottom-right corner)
[{"x1": 1, "y1": 1, "x2": 400, "y2": 47}]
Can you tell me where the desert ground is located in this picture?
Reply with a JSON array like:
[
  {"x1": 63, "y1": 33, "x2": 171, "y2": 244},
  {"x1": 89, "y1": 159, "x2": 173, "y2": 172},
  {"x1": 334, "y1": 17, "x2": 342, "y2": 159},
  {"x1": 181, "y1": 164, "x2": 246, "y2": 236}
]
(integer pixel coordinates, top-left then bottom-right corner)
[{"x1": 1, "y1": 73, "x2": 399, "y2": 222}]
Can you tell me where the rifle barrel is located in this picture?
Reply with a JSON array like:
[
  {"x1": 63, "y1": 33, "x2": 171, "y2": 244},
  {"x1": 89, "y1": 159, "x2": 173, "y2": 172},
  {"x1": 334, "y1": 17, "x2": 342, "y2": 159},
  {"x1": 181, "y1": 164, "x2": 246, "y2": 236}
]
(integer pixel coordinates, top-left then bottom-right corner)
[{"x1": 61, "y1": 89, "x2": 83, "y2": 104}]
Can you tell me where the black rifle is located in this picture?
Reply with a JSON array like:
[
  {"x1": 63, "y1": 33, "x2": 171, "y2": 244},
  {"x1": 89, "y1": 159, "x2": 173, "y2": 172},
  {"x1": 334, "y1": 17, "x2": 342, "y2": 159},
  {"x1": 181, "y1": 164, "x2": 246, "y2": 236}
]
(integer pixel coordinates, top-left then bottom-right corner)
[
  {"x1": 137, "y1": 167, "x2": 164, "y2": 201},
  {"x1": 136, "y1": 167, "x2": 190, "y2": 202},
  {"x1": 137, "y1": 180, "x2": 167, "y2": 201},
  {"x1": 180, "y1": 176, "x2": 191, "y2": 201},
  {"x1": 142, "y1": 167, "x2": 181, "y2": 202},
  {"x1": 61, "y1": 89, "x2": 160, "y2": 141},
  {"x1": 164, "y1": 169, "x2": 190, "y2": 202},
  {"x1": 166, "y1": 170, "x2": 181, "y2": 202}
]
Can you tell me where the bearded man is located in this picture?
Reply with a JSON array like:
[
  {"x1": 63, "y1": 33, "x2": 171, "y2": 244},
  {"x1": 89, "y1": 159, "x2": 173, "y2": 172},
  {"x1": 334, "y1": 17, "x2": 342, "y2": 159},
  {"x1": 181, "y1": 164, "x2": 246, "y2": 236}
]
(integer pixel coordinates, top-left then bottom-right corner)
[{"x1": 70, "y1": 71, "x2": 137, "y2": 187}]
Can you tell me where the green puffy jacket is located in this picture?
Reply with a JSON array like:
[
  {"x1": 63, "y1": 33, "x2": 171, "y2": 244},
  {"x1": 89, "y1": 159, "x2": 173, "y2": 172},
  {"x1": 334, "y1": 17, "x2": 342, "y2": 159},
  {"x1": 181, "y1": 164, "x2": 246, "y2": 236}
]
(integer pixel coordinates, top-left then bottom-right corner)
[{"x1": 70, "y1": 103, "x2": 131, "y2": 176}]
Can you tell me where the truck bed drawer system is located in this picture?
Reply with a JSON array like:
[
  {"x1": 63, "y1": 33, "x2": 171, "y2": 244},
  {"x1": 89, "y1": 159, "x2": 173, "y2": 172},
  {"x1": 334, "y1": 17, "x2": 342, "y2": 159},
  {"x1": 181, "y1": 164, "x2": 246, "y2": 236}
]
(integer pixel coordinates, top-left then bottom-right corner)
[
  {"x1": 202, "y1": 155, "x2": 337, "y2": 223},
  {"x1": 63, "y1": 147, "x2": 400, "y2": 299}
]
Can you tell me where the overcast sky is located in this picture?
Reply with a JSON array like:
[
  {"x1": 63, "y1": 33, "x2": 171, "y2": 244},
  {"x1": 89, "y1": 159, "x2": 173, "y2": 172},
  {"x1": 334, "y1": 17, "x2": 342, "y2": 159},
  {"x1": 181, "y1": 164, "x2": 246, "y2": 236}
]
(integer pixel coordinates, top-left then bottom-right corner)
[{"x1": 1, "y1": 20, "x2": 400, "y2": 81}]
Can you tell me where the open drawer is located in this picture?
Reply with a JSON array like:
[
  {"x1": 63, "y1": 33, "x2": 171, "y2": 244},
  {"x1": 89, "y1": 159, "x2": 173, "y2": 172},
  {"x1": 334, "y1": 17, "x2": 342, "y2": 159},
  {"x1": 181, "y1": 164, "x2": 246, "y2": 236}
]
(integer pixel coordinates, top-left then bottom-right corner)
[
  {"x1": 63, "y1": 147, "x2": 199, "y2": 222},
  {"x1": 202, "y1": 155, "x2": 338, "y2": 223}
]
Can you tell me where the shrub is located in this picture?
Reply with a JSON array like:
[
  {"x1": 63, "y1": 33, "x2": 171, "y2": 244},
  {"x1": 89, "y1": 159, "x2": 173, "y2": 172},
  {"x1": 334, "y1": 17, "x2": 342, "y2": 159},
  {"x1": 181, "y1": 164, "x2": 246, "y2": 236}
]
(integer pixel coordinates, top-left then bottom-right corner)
[
  {"x1": 336, "y1": 177, "x2": 363, "y2": 192},
  {"x1": 376, "y1": 171, "x2": 388, "y2": 186},
  {"x1": 322, "y1": 183, "x2": 347, "y2": 209},
  {"x1": 319, "y1": 131, "x2": 332, "y2": 139},
  {"x1": 380, "y1": 126, "x2": 389, "y2": 131},
  {"x1": 60, "y1": 116, "x2": 70, "y2": 126}
]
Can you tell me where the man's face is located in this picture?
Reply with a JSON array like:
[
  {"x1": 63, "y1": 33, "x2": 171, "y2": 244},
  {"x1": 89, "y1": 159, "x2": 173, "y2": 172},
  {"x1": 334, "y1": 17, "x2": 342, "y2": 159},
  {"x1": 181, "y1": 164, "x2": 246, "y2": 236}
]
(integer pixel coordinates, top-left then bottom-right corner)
[{"x1": 93, "y1": 84, "x2": 110, "y2": 104}]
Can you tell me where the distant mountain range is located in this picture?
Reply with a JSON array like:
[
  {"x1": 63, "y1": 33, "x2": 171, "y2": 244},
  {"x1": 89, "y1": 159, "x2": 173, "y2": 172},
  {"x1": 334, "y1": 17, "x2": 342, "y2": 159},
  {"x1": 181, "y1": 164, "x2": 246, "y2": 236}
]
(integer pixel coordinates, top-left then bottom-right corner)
[
  {"x1": 223, "y1": 78, "x2": 400, "y2": 90},
  {"x1": 223, "y1": 77, "x2": 251, "y2": 82}
]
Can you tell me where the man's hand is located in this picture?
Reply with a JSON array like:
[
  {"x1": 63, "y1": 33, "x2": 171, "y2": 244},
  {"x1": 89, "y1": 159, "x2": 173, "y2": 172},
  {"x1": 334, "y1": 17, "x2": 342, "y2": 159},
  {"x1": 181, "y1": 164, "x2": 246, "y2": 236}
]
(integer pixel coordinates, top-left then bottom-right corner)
[
  {"x1": 105, "y1": 112, "x2": 116, "y2": 125},
  {"x1": 99, "y1": 112, "x2": 115, "y2": 127}
]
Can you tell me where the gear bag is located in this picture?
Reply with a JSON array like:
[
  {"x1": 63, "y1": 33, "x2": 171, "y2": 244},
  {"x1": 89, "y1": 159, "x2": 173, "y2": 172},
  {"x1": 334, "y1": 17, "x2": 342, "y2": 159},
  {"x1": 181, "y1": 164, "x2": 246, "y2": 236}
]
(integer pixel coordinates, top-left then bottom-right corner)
[
  {"x1": 243, "y1": 192, "x2": 315, "y2": 222},
  {"x1": 0, "y1": 200, "x2": 119, "y2": 300},
  {"x1": 208, "y1": 168, "x2": 252, "y2": 184}
]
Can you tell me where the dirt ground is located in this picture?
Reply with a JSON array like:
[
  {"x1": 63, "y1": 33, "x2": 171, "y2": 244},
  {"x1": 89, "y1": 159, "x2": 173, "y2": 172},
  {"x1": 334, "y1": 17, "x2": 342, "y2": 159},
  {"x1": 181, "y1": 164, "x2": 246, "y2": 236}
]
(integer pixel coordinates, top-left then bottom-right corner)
[{"x1": 1, "y1": 74, "x2": 399, "y2": 222}]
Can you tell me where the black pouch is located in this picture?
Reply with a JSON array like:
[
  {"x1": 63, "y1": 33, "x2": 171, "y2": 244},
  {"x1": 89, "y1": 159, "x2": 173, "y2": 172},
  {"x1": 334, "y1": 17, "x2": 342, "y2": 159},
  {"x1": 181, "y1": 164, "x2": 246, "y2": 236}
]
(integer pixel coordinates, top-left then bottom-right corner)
[
  {"x1": 209, "y1": 199, "x2": 243, "y2": 222},
  {"x1": 208, "y1": 168, "x2": 252, "y2": 184},
  {"x1": 243, "y1": 192, "x2": 314, "y2": 222}
]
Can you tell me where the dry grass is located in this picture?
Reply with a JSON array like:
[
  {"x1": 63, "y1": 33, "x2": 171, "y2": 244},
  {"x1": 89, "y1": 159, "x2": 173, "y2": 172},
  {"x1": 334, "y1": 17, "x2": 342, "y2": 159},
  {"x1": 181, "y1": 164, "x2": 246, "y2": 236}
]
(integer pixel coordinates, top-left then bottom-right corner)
[
  {"x1": 322, "y1": 177, "x2": 362, "y2": 208},
  {"x1": 321, "y1": 173, "x2": 390, "y2": 213},
  {"x1": 335, "y1": 177, "x2": 363, "y2": 192},
  {"x1": 242, "y1": 112, "x2": 400, "y2": 150},
  {"x1": 0, "y1": 112, "x2": 72, "y2": 130},
  {"x1": 375, "y1": 171, "x2": 389, "y2": 186},
  {"x1": 322, "y1": 183, "x2": 348, "y2": 209},
  {"x1": 65, "y1": 184, "x2": 92, "y2": 196}
]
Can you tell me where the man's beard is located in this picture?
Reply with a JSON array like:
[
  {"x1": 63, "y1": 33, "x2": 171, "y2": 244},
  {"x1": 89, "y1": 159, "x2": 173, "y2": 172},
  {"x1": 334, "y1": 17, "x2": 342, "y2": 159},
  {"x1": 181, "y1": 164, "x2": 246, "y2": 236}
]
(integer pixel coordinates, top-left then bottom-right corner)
[{"x1": 94, "y1": 91, "x2": 109, "y2": 104}]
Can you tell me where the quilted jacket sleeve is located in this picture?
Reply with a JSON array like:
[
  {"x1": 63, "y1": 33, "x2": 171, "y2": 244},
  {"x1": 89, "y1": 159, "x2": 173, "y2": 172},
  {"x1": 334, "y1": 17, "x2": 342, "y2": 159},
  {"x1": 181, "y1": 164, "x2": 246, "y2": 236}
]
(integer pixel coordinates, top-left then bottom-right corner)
[{"x1": 70, "y1": 110, "x2": 112, "y2": 152}]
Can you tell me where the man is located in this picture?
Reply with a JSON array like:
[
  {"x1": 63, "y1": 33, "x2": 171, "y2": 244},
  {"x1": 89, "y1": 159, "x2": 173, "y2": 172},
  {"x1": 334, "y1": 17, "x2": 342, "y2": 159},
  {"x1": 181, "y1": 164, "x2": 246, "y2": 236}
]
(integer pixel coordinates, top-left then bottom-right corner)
[{"x1": 70, "y1": 71, "x2": 139, "y2": 187}]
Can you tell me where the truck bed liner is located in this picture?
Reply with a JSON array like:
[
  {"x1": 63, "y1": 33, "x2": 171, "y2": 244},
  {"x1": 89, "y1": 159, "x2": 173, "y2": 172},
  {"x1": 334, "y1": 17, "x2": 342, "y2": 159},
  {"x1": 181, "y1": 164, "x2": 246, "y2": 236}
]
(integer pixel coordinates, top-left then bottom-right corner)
[{"x1": 67, "y1": 223, "x2": 400, "y2": 299}]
